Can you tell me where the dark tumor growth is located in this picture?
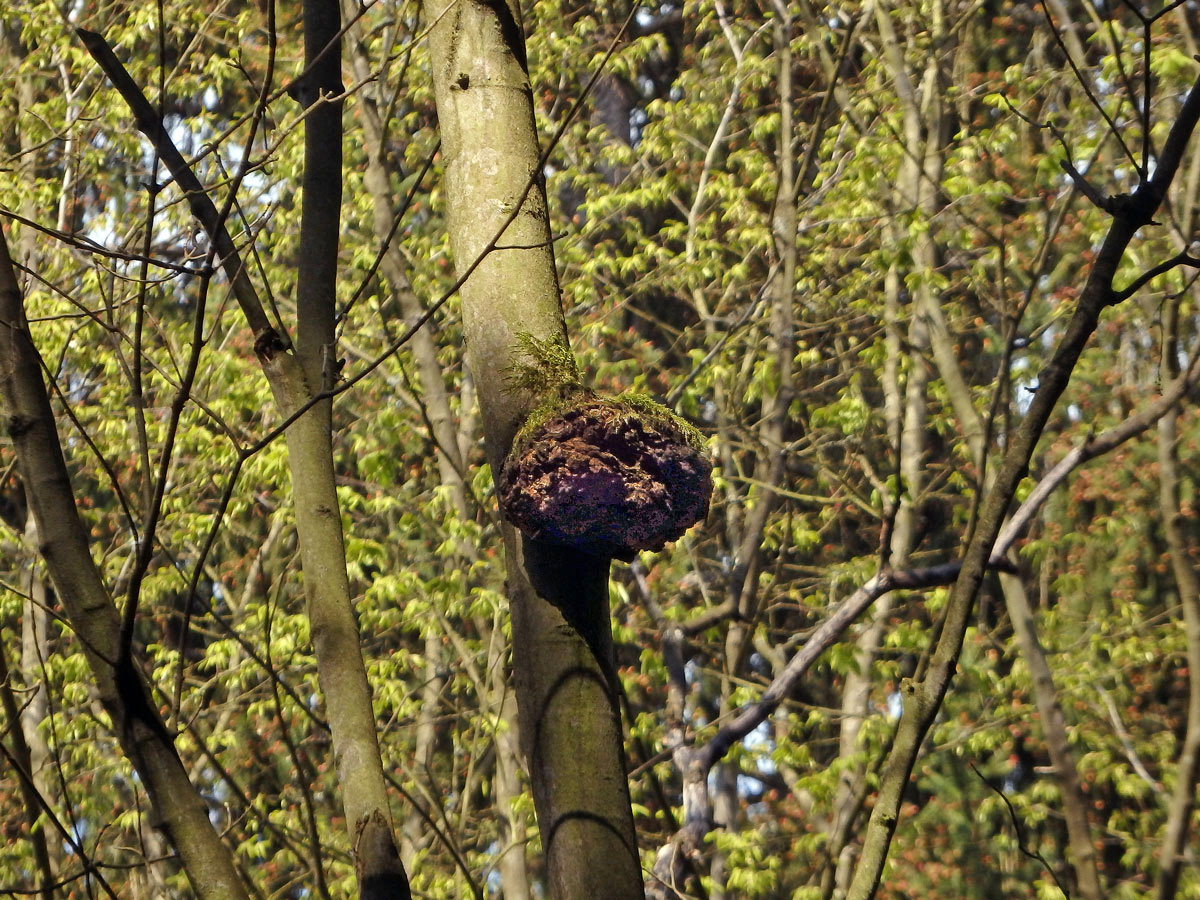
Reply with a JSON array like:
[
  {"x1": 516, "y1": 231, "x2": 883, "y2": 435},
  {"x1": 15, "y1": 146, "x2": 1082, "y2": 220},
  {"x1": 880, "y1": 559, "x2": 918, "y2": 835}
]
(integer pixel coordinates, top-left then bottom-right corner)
[{"x1": 498, "y1": 398, "x2": 712, "y2": 561}]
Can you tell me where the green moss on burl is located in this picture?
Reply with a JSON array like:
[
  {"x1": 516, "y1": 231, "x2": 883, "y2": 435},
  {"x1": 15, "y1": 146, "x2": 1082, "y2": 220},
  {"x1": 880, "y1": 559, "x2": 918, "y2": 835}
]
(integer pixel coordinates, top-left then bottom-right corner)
[
  {"x1": 500, "y1": 332, "x2": 712, "y2": 559},
  {"x1": 504, "y1": 331, "x2": 580, "y2": 395},
  {"x1": 604, "y1": 392, "x2": 707, "y2": 453},
  {"x1": 505, "y1": 331, "x2": 704, "y2": 458}
]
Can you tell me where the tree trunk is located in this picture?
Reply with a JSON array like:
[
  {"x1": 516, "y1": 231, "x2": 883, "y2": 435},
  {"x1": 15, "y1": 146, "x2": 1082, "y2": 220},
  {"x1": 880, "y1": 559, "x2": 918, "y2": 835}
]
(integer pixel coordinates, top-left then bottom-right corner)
[
  {"x1": 269, "y1": 3, "x2": 412, "y2": 895},
  {"x1": 1154, "y1": 297, "x2": 1200, "y2": 900},
  {"x1": 421, "y1": 3, "x2": 643, "y2": 897},
  {"x1": 999, "y1": 570, "x2": 1103, "y2": 900}
]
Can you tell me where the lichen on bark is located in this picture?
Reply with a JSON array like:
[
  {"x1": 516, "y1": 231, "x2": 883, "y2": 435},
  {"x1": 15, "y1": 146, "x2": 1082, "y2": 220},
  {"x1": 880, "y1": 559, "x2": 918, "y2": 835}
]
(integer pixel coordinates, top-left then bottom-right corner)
[{"x1": 498, "y1": 333, "x2": 712, "y2": 561}]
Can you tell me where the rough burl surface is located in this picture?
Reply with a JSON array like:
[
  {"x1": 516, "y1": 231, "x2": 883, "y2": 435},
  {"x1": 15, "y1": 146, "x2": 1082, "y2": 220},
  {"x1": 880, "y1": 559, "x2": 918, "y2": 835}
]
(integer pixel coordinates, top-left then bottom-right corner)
[{"x1": 498, "y1": 399, "x2": 712, "y2": 560}]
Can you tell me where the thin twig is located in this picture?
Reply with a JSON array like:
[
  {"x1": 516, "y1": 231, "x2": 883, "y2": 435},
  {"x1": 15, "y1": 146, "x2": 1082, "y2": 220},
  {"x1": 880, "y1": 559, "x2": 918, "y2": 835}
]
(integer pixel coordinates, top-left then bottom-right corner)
[{"x1": 970, "y1": 762, "x2": 1072, "y2": 898}]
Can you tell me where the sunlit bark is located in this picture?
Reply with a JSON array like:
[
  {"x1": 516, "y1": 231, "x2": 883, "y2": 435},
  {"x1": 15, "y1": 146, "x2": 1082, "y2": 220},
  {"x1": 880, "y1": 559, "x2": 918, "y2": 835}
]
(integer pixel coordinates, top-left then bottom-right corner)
[{"x1": 421, "y1": 3, "x2": 643, "y2": 897}]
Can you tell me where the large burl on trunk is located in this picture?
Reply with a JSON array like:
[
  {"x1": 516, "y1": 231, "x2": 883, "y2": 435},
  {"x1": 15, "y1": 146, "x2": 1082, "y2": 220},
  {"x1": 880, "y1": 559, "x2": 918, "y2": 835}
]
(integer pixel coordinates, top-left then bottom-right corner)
[
  {"x1": 495, "y1": 332, "x2": 712, "y2": 561},
  {"x1": 498, "y1": 388, "x2": 712, "y2": 561}
]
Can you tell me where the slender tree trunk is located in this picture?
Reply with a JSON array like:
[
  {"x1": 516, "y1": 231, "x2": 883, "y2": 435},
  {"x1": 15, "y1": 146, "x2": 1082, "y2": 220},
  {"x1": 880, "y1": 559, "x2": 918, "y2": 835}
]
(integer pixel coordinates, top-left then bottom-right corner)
[
  {"x1": 130, "y1": 823, "x2": 170, "y2": 900},
  {"x1": 998, "y1": 570, "x2": 1103, "y2": 900},
  {"x1": 72, "y1": 6, "x2": 413, "y2": 894},
  {"x1": 268, "y1": 3, "x2": 412, "y2": 896},
  {"x1": 488, "y1": 672, "x2": 533, "y2": 900},
  {"x1": 342, "y1": 0, "x2": 468, "y2": 500},
  {"x1": 341, "y1": 19, "x2": 531, "y2": 889},
  {"x1": 1, "y1": 227, "x2": 254, "y2": 900},
  {"x1": 18, "y1": 512, "x2": 61, "y2": 890},
  {"x1": 831, "y1": 6, "x2": 932, "y2": 885},
  {"x1": 1155, "y1": 297, "x2": 1200, "y2": 900},
  {"x1": 0, "y1": 515, "x2": 56, "y2": 900},
  {"x1": 422, "y1": 4, "x2": 643, "y2": 898},
  {"x1": 3, "y1": 23, "x2": 244, "y2": 900},
  {"x1": 854, "y1": 6, "x2": 1103, "y2": 897},
  {"x1": 711, "y1": 7, "x2": 798, "y2": 893}
]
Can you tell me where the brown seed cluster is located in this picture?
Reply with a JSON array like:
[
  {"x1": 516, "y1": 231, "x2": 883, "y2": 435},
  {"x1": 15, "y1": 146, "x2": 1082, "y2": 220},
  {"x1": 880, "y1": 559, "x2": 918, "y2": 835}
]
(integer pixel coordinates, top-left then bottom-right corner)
[{"x1": 498, "y1": 399, "x2": 712, "y2": 561}]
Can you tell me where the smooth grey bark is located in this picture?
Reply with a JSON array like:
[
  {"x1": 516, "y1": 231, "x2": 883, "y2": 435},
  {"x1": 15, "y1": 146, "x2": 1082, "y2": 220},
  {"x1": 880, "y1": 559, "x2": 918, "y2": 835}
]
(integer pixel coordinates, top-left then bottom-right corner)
[
  {"x1": 1155, "y1": 298, "x2": 1200, "y2": 900},
  {"x1": 421, "y1": 3, "x2": 643, "y2": 898},
  {"x1": 269, "y1": 3, "x2": 412, "y2": 895}
]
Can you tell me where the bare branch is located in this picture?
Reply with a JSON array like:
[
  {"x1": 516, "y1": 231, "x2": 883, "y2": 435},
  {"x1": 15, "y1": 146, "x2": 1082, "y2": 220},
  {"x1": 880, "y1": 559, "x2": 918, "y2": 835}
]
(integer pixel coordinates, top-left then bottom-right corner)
[
  {"x1": 75, "y1": 28, "x2": 277, "y2": 340},
  {"x1": 1060, "y1": 158, "x2": 1117, "y2": 212},
  {"x1": 970, "y1": 763, "x2": 1072, "y2": 898},
  {"x1": 1113, "y1": 249, "x2": 1200, "y2": 302}
]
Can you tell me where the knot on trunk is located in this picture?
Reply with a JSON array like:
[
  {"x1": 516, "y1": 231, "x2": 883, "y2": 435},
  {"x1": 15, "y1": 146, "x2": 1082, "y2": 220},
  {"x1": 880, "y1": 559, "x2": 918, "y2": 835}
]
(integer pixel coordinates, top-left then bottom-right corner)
[{"x1": 498, "y1": 395, "x2": 712, "y2": 561}]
